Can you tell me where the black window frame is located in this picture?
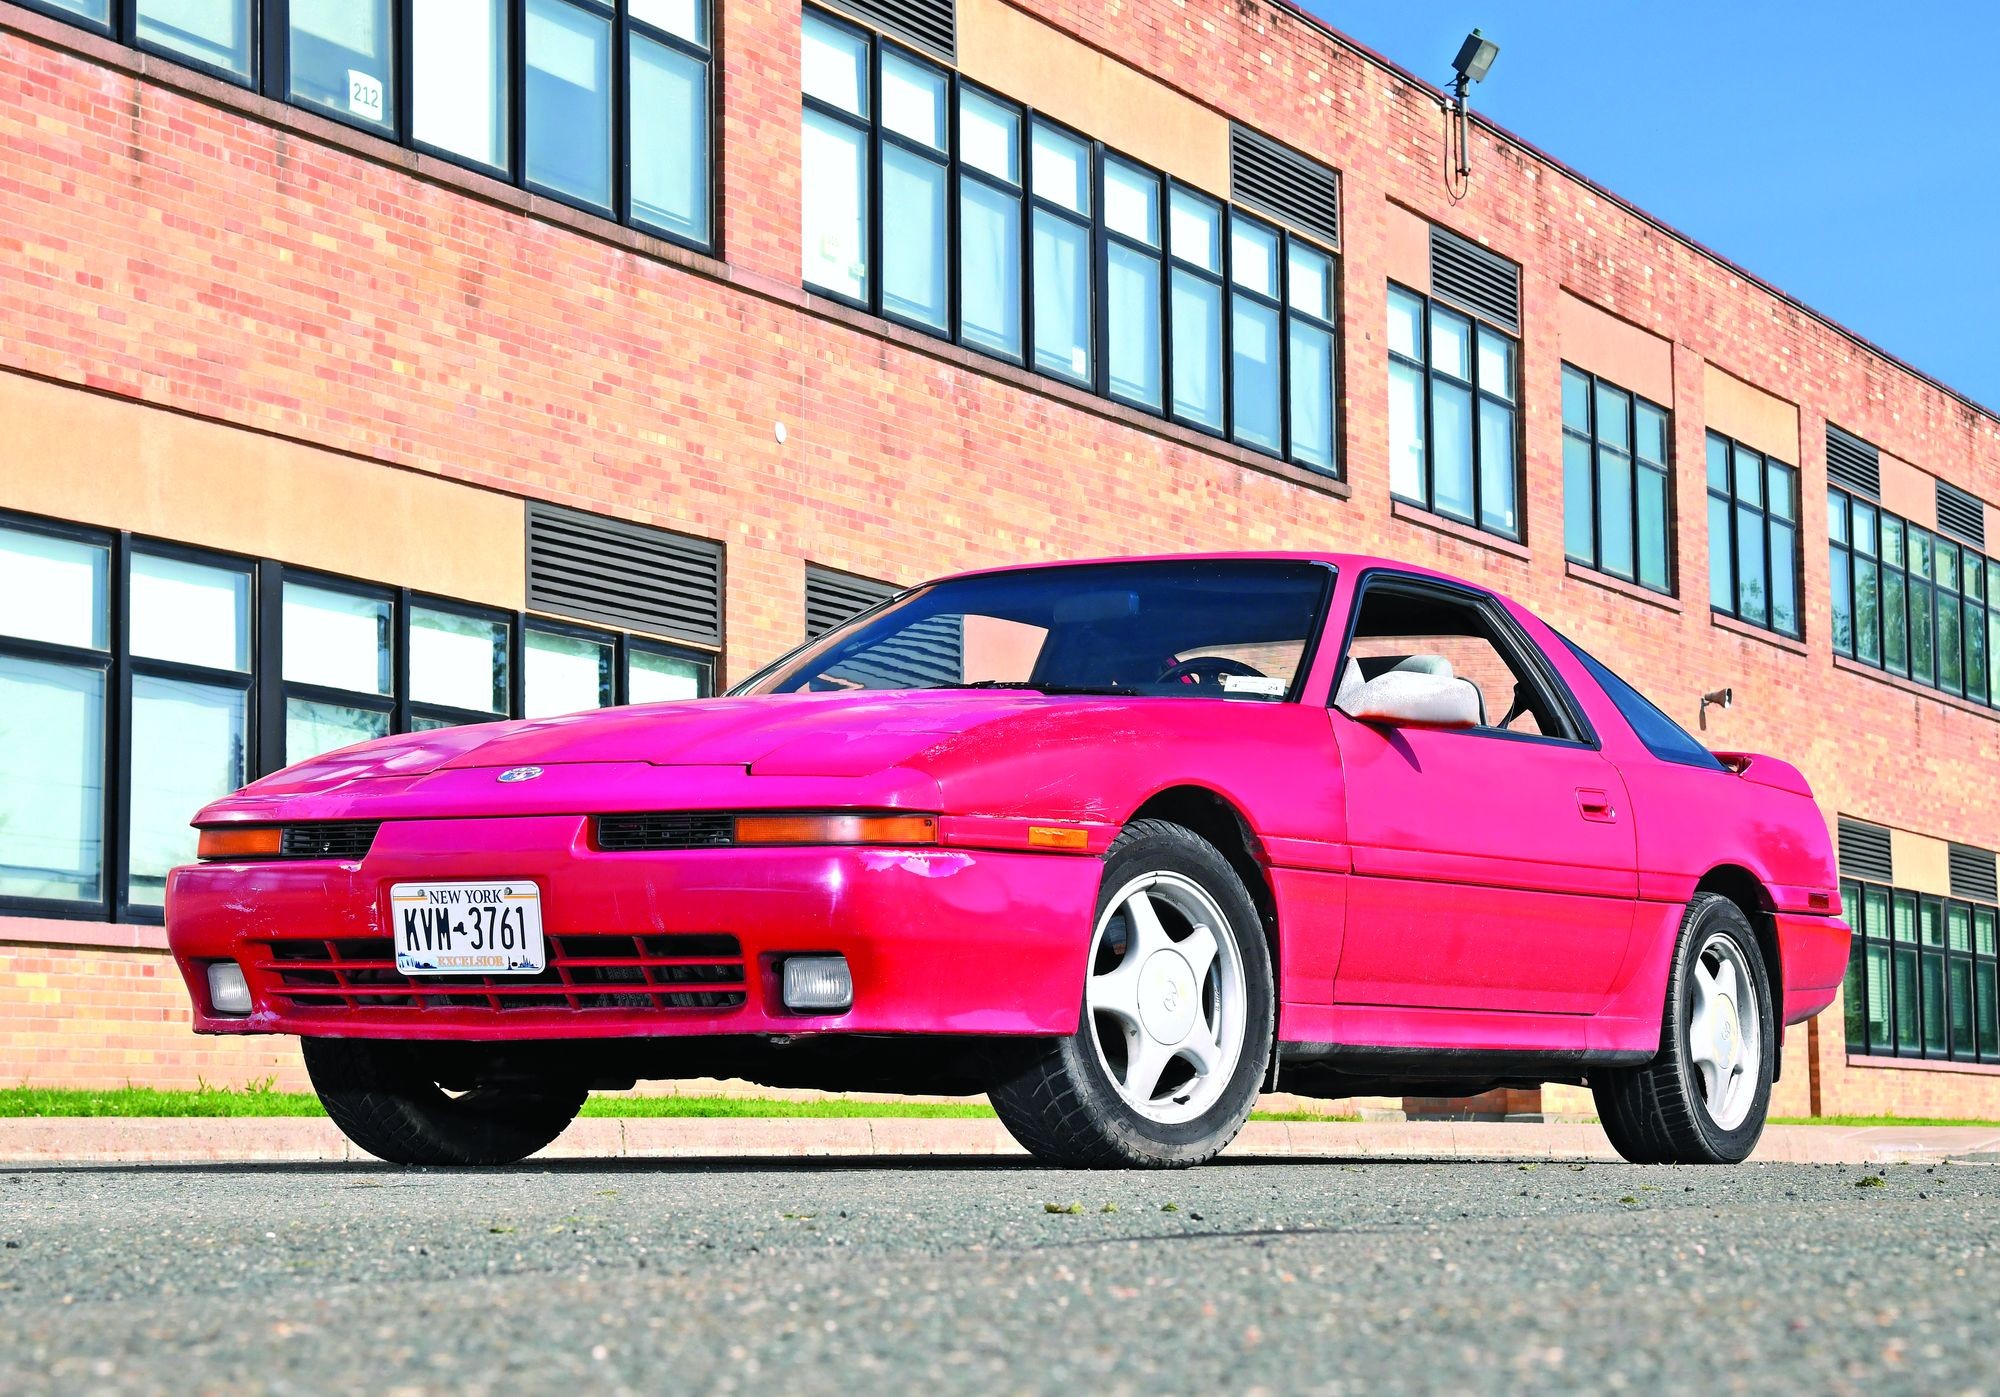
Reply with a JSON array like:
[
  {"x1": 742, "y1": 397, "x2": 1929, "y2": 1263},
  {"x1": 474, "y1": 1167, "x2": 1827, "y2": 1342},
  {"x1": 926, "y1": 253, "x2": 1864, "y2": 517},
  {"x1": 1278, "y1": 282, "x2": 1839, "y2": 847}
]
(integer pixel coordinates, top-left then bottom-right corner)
[
  {"x1": 1705, "y1": 430, "x2": 1801, "y2": 639},
  {"x1": 797, "y1": 5, "x2": 1342, "y2": 479},
  {"x1": 20, "y1": 0, "x2": 717, "y2": 255},
  {"x1": 1561, "y1": 364, "x2": 1675, "y2": 595},
  {"x1": 1841, "y1": 875, "x2": 1999, "y2": 1066},
  {"x1": 1386, "y1": 282, "x2": 1521, "y2": 541}
]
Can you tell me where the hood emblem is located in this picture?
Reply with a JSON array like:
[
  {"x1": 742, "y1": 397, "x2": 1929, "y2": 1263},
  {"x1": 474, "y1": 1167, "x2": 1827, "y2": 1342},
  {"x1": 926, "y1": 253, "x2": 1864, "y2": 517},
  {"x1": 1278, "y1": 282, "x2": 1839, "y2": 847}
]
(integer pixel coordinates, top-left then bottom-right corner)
[{"x1": 497, "y1": 766, "x2": 544, "y2": 783}]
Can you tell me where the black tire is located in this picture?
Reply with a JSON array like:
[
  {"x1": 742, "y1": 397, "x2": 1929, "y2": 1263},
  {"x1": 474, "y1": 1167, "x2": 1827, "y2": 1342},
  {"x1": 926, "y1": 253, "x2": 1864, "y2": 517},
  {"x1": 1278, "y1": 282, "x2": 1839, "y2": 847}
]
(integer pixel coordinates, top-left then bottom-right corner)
[
  {"x1": 1592, "y1": 893, "x2": 1775, "y2": 1165},
  {"x1": 303, "y1": 1038, "x2": 587, "y2": 1166},
  {"x1": 987, "y1": 819, "x2": 1274, "y2": 1168}
]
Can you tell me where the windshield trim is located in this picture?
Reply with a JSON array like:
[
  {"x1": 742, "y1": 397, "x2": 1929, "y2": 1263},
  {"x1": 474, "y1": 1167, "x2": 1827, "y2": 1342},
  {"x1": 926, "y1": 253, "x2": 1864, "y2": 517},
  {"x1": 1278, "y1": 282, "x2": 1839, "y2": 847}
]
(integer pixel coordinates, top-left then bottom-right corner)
[{"x1": 730, "y1": 558, "x2": 1340, "y2": 703}]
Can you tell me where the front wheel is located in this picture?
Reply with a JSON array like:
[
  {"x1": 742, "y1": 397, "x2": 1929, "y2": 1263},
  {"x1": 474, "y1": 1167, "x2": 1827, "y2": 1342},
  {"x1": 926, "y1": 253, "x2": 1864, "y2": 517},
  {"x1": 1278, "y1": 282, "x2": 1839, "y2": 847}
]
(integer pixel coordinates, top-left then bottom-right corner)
[
  {"x1": 1592, "y1": 893, "x2": 1775, "y2": 1164},
  {"x1": 303, "y1": 1038, "x2": 587, "y2": 1166},
  {"x1": 988, "y1": 820, "x2": 1274, "y2": 1168}
]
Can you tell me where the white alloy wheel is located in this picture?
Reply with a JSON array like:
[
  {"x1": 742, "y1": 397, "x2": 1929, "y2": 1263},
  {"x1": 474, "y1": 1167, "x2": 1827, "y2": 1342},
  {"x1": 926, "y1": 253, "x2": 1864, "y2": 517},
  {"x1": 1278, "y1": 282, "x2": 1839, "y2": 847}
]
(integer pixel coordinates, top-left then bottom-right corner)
[{"x1": 1688, "y1": 931, "x2": 1763, "y2": 1132}]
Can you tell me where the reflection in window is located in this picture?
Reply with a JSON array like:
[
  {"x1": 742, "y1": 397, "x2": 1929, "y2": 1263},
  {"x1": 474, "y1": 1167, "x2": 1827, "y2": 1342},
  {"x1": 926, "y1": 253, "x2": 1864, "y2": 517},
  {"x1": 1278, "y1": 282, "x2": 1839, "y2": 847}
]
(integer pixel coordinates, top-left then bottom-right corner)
[
  {"x1": 137, "y1": 0, "x2": 252, "y2": 77},
  {"x1": 1831, "y1": 488, "x2": 1995, "y2": 708},
  {"x1": 0, "y1": 655, "x2": 105, "y2": 904},
  {"x1": 0, "y1": 525, "x2": 108, "y2": 651},
  {"x1": 525, "y1": 0, "x2": 613, "y2": 210},
  {"x1": 630, "y1": 30, "x2": 708, "y2": 243},
  {"x1": 1031, "y1": 122, "x2": 1092, "y2": 385},
  {"x1": 628, "y1": 646, "x2": 704, "y2": 701},
  {"x1": 1706, "y1": 431, "x2": 1799, "y2": 638},
  {"x1": 879, "y1": 52, "x2": 948, "y2": 331},
  {"x1": 289, "y1": 0, "x2": 393, "y2": 129},
  {"x1": 1168, "y1": 188, "x2": 1223, "y2": 432},
  {"x1": 1387, "y1": 284, "x2": 1518, "y2": 538},
  {"x1": 801, "y1": 13, "x2": 870, "y2": 302},
  {"x1": 525, "y1": 627, "x2": 615, "y2": 715},
  {"x1": 411, "y1": 606, "x2": 509, "y2": 715},
  {"x1": 1562, "y1": 366, "x2": 1673, "y2": 593},
  {"x1": 128, "y1": 677, "x2": 246, "y2": 906},
  {"x1": 959, "y1": 89, "x2": 1022, "y2": 360},
  {"x1": 283, "y1": 584, "x2": 392, "y2": 694},
  {"x1": 286, "y1": 698, "x2": 393, "y2": 764},
  {"x1": 131, "y1": 553, "x2": 250, "y2": 671},
  {"x1": 413, "y1": 0, "x2": 509, "y2": 169}
]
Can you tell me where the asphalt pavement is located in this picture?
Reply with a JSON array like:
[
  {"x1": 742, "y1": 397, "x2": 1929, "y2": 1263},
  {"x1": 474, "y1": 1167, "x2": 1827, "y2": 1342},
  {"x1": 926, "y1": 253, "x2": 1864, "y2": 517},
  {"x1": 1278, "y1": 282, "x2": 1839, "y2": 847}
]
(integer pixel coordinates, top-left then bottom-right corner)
[{"x1": 2, "y1": 1154, "x2": 1993, "y2": 1394}]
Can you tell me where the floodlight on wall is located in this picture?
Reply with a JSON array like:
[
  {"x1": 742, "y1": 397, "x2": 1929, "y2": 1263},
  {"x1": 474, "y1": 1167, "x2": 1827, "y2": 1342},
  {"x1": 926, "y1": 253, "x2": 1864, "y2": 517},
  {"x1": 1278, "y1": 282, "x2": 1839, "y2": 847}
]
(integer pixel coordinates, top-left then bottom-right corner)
[{"x1": 1445, "y1": 30, "x2": 1500, "y2": 195}]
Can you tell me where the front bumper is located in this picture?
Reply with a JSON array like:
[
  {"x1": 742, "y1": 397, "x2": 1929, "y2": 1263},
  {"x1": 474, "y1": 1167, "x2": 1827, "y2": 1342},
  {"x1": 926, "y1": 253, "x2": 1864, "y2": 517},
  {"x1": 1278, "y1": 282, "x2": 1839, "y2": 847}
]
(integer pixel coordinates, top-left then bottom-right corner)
[{"x1": 165, "y1": 815, "x2": 1103, "y2": 1041}]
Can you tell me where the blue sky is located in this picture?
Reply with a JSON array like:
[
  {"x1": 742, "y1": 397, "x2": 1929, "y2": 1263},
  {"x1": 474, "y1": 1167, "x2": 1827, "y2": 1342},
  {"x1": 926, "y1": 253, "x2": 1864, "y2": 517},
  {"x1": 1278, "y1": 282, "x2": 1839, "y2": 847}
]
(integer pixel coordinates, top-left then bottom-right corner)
[{"x1": 1302, "y1": 2, "x2": 1999, "y2": 412}]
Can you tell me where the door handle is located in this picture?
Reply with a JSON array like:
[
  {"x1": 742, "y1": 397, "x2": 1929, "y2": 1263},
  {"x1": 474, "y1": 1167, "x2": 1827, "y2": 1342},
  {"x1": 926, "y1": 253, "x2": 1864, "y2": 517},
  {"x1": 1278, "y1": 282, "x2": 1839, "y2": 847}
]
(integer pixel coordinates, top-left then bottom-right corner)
[{"x1": 1576, "y1": 787, "x2": 1617, "y2": 823}]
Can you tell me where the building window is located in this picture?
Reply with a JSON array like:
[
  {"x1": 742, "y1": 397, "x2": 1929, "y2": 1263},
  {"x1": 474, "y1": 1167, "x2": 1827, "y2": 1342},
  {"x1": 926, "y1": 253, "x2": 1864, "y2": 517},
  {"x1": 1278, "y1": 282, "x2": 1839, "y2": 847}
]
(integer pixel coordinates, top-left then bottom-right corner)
[
  {"x1": 1842, "y1": 877, "x2": 1999, "y2": 1064},
  {"x1": 1705, "y1": 431, "x2": 1799, "y2": 637},
  {"x1": 797, "y1": 8, "x2": 1341, "y2": 476},
  {"x1": 0, "y1": 509, "x2": 717, "y2": 926},
  {"x1": 23, "y1": 0, "x2": 714, "y2": 253},
  {"x1": 1562, "y1": 366, "x2": 1672, "y2": 592},
  {"x1": 1830, "y1": 489, "x2": 1995, "y2": 708},
  {"x1": 1388, "y1": 284, "x2": 1519, "y2": 538}
]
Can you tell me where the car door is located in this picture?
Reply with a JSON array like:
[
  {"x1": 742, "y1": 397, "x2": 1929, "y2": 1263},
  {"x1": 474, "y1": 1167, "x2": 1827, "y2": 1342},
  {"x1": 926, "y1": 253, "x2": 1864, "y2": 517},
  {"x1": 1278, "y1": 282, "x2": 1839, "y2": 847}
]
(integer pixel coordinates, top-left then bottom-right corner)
[{"x1": 1330, "y1": 574, "x2": 1638, "y2": 1015}]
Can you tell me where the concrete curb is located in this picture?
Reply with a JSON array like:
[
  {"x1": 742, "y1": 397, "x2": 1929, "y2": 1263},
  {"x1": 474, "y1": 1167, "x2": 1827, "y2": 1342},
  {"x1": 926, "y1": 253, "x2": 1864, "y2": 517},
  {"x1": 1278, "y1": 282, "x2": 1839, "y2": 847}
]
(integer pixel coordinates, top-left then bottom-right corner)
[{"x1": 4, "y1": 1117, "x2": 2000, "y2": 1166}]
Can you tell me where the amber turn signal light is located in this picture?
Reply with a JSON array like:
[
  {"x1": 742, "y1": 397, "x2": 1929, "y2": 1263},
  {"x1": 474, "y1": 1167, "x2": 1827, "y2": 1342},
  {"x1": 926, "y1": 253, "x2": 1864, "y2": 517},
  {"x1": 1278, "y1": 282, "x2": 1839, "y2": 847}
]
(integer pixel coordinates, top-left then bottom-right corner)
[
  {"x1": 1026, "y1": 825, "x2": 1089, "y2": 850},
  {"x1": 196, "y1": 827, "x2": 283, "y2": 860},
  {"x1": 732, "y1": 813, "x2": 938, "y2": 846}
]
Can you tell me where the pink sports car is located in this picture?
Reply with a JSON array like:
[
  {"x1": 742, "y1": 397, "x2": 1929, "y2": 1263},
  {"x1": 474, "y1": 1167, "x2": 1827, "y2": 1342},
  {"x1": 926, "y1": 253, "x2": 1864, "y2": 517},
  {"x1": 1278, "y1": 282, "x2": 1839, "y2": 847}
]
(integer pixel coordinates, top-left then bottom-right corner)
[{"x1": 167, "y1": 555, "x2": 1850, "y2": 1168}]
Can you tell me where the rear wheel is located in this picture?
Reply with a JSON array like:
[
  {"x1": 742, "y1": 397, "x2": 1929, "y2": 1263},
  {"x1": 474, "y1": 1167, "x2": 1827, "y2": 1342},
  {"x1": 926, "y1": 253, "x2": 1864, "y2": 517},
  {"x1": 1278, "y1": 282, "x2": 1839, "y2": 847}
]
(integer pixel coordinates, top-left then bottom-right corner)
[
  {"x1": 303, "y1": 1038, "x2": 587, "y2": 1166},
  {"x1": 1593, "y1": 893, "x2": 1774, "y2": 1164},
  {"x1": 988, "y1": 820, "x2": 1273, "y2": 1168}
]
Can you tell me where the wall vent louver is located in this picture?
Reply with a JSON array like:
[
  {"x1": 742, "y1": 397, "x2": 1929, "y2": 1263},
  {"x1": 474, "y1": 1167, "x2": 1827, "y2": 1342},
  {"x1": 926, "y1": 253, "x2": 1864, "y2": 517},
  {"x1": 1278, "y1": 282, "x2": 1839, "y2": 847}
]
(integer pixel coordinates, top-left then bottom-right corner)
[
  {"x1": 822, "y1": 0, "x2": 955, "y2": 59},
  {"x1": 1825, "y1": 425, "x2": 1881, "y2": 498},
  {"x1": 525, "y1": 503, "x2": 723, "y2": 647},
  {"x1": 805, "y1": 566, "x2": 896, "y2": 639},
  {"x1": 1428, "y1": 225, "x2": 1520, "y2": 332},
  {"x1": 805, "y1": 565, "x2": 962, "y2": 687},
  {"x1": 1229, "y1": 125, "x2": 1340, "y2": 249},
  {"x1": 1936, "y1": 479, "x2": 1986, "y2": 551},
  {"x1": 1837, "y1": 817, "x2": 1894, "y2": 883},
  {"x1": 1949, "y1": 843, "x2": 1999, "y2": 904}
]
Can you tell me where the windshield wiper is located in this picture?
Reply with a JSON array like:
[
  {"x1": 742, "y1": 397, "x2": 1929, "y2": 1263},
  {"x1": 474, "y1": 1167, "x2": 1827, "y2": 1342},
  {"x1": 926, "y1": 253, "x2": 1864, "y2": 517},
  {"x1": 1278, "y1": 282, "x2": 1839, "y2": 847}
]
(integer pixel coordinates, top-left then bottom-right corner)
[{"x1": 920, "y1": 680, "x2": 1140, "y2": 696}]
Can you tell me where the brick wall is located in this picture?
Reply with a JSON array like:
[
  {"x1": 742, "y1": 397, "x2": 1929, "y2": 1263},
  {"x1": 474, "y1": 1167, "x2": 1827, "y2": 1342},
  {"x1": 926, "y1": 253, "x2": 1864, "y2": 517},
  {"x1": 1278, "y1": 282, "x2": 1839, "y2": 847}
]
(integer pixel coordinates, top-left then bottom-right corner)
[{"x1": 2, "y1": 0, "x2": 1999, "y2": 1114}]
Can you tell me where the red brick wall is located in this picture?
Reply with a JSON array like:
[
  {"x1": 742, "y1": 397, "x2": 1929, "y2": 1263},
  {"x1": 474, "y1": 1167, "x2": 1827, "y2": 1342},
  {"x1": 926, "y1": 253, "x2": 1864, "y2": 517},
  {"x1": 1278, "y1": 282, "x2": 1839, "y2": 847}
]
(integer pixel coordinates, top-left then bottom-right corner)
[{"x1": 2, "y1": 0, "x2": 1998, "y2": 1113}]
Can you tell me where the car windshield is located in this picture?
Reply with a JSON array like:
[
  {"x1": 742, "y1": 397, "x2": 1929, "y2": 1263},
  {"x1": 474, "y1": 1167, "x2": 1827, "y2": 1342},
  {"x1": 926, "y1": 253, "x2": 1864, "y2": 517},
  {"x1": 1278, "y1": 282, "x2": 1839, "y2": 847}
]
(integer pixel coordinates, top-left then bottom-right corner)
[{"x1": 741, "y1": 560, "x2": 1334, "y2": 701}]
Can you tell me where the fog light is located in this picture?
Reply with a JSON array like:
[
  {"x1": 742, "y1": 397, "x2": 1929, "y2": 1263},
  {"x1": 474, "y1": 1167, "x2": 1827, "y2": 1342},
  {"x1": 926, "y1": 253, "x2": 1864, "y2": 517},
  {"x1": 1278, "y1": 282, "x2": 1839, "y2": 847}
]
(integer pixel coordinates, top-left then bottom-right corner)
[
  {"x1": 782, "y1": 955, "x2": 852, "y2": 1013},
  {"x1": 206, "y1": 962, "x2": 252, "y2": 1016}
]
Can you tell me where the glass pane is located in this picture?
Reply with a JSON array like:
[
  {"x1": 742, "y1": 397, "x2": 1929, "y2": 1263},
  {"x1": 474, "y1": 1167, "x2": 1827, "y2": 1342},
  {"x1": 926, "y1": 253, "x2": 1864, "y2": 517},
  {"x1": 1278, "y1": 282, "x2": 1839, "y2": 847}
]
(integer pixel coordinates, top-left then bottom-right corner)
[
  {"x1": 1170, "y1": 269, "x2": 1223, "y2": 431},
  {"x1": 1475, "y1": 328, "x2": 1514, "y2": 402},
  {"x1": 1287, "y1": 320, "x2": 1335, "y2": 472},
  {"x1": 1949, "y1": 904, "x2": 1973, "y2": 952},
  {"x1": 1429, "y1": 306, "x2": 1471, "y2": 381},
  {"x1": 411, "y1": 607, "x2": 508, "y2": 713},
  {"x1": 1637, "y1": 465, "x2": 1669, "y2": 592},
  {"x1": 1881, "y1": 516, "x2": 1904, "y2": 567},
  {"x1": 525, "y1": 629, "x2": 615, "y2": 716},
  {"x1": 1921, "y1": 899, "x2": 1944, "y2": 947},
  {"x1": 1938, "y1": 539, "x2": 1961, "y2": 593},
  {"x1": 958, "y1": 181, "x2": 1022, "y2": 359},
  {"x1": 1893, "y1": 945, "x2": 1920, "y2": 1051},
  {"x1": 1966, "y1": 606, "x2": 1987, "y2": 704},
  {"x1": 128, "y1": 677, "x2": 246, "y2": 907},
  {"x1": 1286, "y1": 245, "x2": 1333, "y2": 320},
  {"x1": 1705, "y1": 433, "x2": 1729, "y2": 491},
  {"x1": 1910, "y1": 580, "x2": 1934, "y2": 686},
  {"x1": 1842, "y1": 937, "x2": 1866, "y2": 1051},
  {"x1": 1733, "y1": 444, "x2": 1763, "y2": 506},
  {"x1": 1478, "y1": 398, "x2": 1517, "y2": 536},
  {"x1": 1431, "y1": 381, "x2": 1474, "y2": 521},
  {"x1": 1883, "y1": 569, "x2": 1907, "y2": 674},
  {"x1": 1635, "y1": 402, "x2": 1668, "y2": 465},
  {"x1": 285, "y1": 698, "x2": 390, "y2": 764},
  {"x1": 630, "y1": 0, "x2": 703, "y2": 43},
  {"x1": 1922, "y1": 952, "x2": 1947, "y2": 1054},
  {"x1": 1734, "y1": 505, "x2": 1766, "y2": 625},
  {"x1": 413, "y1": 0, "x2": 508, "y2": 169},
  {"x1": 1031, "y1": 210, "x2": 1090, "y2": 382},
  {"x1": 1979, "y1": 962, "x2": 2000, "y2": 1060},
  {"x1": 37, "y1": 0, "x2": 109, "y2": 21},
  {"x1": 1707, "y1": 495, "x2": 1732, "y2": 611},
  {"x1": 1980, "y1": 909, "x2": 1997, "y2": 957},
  {"x1": 130, "y1": 553, "x2": 250, "y2": 672},
  {"x1": 1029, "y1": 123, "x2": 1088, "y2": 214},
  {"x1": 630, "y1": 34, "x2": 709, "y2": 243},
  {"x1": 1767, "y1": 464, "x2": 1796, "y2": 521},
  {"x1": 1865, "y1": 941, "x2": 1892, "y2": 1052},
  {"x1": 1106, "y1": 243, "x2": 1162, "y2": 408},
  {"x1": 1854, "y1": 501, "x2": 1877, "y2": 556},
  {"x1": 1386, "y1": 287, "x2": 1422, "y2": 360},
  {"x1": 1103, "y1": 159, "x2": 1159, "y2": 246},
  {"x1": 959, "y1": 90, "x2": 1019, "y2": 182},
  {"x1": 1230, "y1": 297, "x2": 1280, "y2": 452},
  {"x1": 801, "y1": 13, "x2": 867, "y2": 114},
  {"x1": 801, "y1": 110, "x2": 868, "y2": 300},
  {"x1": 628, "y1": 649, "x2": 705, "y2": 702},
  {"x1": 1913, "y1": 530, "x2": 1933, "y2": 582},
  {"x1": 1992, "y1": 610, "x2": 2000, "y2": 705},
  {"x1": 1388, "y1": 360, "x2": 1426, "y2": 502},
  {"x1": 1770, "y1": 522, "x2": 1798, "y2": 636},
  {"x1": 1563, "y1": 433, "x2": 1594, "y2": 562},
  {"x1": 1169, "y1": 189, "x2": 1221, "y2": 273},
  {"x1": 290, "y1": 0, "x2": 393, "y2": 128},
  {"x1": 1594, "y1": 382, "x2": 1629, "y2": 449},
  {"x1": 137, "y1": 0, "x2": 251, "y2": 76},
  {"x1": 1597, "y1": 447, "x2": 1634, "y2": 579},
  {"x1": 1938, "y1": 595, "x2": 1963, "y2": 694},
  {"x1": 1831, "y1": 549, "x2": 1853, "y2": 655},
  {"x1": 0, "y1": 656, "x2": 104, "y2": 903},
  {"x1": 283, "y1": 584, "x2": 391, "y2": 695},
  {"x1": 525, "y1": 0, "x2": 613, "y2": 209},
  {"x1": 1855, "y1": 557, "x2": 1881, "y2": 664},
  {"x1": 1827, "y1": 490, "x2": 1848, "y2": 545},
  {"x1": 879, "y1": 51, "x2": 945, "y2": 149},
  {"x1": 1229, "y1": 220, "x2": 1278, "y2": 297},
  {"x1": 1866, "y1": 886, "x2": 1890, "y2": 940},
  {"x1": 881, "y1": 146, "x2": 948, "y2": 330},
  {"x1": 0, "y1": 526, "x2": 107, "y2": 650},
  {"x1": 1561, "y1": 366, "x2": 1590, "y2": 432}
]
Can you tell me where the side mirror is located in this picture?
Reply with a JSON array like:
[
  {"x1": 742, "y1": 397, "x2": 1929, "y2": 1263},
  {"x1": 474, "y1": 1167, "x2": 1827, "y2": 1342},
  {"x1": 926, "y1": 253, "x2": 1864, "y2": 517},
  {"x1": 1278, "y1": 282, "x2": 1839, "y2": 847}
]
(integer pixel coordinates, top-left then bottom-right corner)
[{"x1": 1337, "y1": 670, "x2": 1481, "y2": 729}]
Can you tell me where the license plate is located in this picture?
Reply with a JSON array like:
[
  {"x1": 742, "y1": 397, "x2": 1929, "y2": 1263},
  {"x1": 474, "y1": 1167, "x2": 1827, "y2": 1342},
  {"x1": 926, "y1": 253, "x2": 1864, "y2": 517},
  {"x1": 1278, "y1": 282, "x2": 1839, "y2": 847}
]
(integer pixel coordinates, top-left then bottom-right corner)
[{"x1": 390, "y1": 881, "x2": 545, "y2": 975}]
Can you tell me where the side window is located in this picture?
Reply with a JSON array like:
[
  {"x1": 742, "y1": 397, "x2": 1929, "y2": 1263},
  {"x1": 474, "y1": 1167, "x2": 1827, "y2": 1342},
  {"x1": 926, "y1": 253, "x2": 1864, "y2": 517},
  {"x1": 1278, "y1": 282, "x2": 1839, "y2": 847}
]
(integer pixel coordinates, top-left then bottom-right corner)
[
  {"x1": 1560, "y1": 636, "x2": 1724, "y2": 770},
  {"x1": 1338, "y1": 580, "x2": 1581, "y2": 742}
]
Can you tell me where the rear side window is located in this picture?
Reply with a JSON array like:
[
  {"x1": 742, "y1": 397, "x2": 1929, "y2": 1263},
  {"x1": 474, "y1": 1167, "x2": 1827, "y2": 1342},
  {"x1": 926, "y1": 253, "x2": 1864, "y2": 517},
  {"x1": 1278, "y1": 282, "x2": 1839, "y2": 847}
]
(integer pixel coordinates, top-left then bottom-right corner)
[{"x1": 1561, "y1": 637, "x2": 1724, "y2": 771}]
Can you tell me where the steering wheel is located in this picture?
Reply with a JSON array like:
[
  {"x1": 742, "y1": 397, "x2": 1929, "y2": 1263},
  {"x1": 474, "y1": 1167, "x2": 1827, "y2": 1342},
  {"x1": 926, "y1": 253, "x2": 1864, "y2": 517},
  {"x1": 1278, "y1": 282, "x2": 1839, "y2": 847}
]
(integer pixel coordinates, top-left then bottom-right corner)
[{"x1": 1156, "y1": 655, "x2": 1266, "y2": 688}]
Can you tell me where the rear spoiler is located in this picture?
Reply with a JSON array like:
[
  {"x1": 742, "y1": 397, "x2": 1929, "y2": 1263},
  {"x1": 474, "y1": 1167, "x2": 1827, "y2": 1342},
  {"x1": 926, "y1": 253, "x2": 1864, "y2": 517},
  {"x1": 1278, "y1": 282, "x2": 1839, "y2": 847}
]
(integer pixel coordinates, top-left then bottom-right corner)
[{"x1": 1711, "y1": 751, "x2": 1812, "y2": 797}]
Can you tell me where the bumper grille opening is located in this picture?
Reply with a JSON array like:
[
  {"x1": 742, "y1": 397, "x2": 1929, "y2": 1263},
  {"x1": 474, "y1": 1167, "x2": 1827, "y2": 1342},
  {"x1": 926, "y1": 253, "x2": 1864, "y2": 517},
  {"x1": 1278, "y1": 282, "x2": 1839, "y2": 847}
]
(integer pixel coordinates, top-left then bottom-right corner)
[
  {"x1": 255, "y1": 932, "x2": 748, "y2": 1013},
  {"x1": 595, "y1": 813, "x2": 736, "y2": 852},
  {"x1": 280, "y1": 822, "x2": 383, "y2": 859}
]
